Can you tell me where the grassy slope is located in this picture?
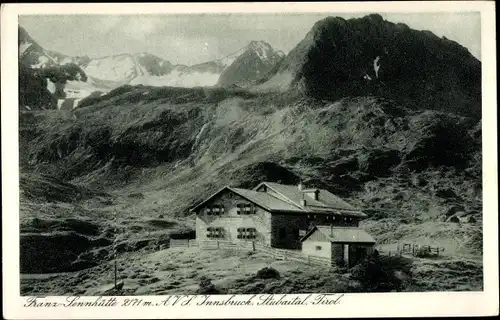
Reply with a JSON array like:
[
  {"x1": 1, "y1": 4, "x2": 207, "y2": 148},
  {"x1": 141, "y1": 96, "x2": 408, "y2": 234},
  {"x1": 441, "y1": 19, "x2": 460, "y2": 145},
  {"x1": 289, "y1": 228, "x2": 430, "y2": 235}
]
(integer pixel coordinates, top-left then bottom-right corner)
[
  {"x1": 21, "y1": 247, "x2": 482, "y2": 295},
  {"x1": 19, "y1": 85, "x2": 482, "y2": 291}
]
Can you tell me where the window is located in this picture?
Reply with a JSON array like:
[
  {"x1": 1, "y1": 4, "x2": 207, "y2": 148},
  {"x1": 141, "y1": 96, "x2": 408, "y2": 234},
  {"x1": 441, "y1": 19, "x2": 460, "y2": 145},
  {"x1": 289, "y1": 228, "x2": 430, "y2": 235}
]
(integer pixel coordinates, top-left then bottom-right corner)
[
  {"x1": 237, "y1": 203, "x2": 255, "y2": 215},
  {"x1": 205, "y1": 205, "x2": 225, "y2": 216},
  {"x1": 207, "y1": 227, "x2": 224, "y2": 239},
  {"x1": 315, "y1": 245, "x2": 322, "y2": 251},
  {"x1": 237, "y1": 227, "x2": 256, "y2": 239}
]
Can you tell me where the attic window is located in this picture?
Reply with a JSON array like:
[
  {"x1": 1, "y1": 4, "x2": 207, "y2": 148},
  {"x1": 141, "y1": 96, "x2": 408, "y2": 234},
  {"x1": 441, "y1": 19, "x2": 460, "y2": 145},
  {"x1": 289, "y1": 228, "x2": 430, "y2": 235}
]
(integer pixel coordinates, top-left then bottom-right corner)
[
  {"x1": 237, "y1": 203, "x2": 255, "y2": 215},
  {"x1": 206, "y1": 205, "x2": 224, "y2": 215},
  {"x1": 315, "y1": 245, "x2": 322, "y2": 251}
]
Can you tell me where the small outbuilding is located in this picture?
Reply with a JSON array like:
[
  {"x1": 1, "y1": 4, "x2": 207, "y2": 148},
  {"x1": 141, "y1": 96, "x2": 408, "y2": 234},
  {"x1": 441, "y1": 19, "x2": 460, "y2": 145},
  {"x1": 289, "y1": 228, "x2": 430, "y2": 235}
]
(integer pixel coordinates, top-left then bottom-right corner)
[{"x1": 301, "y1": 226, "x2": 376, "y2": 267}]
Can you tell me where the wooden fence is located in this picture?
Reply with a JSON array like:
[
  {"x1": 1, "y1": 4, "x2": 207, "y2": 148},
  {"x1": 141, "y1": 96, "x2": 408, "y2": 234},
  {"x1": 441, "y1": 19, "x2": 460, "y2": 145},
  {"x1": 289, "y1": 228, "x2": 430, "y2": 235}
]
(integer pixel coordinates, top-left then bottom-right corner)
[
  {"x1": 254, "y1": 245, "x2": 332, "y2": 267},
  {"x1": 376, "y1": 242, "x2": 445, "y2": 258},
  {"x1": 169, "y1": 239, "x2": 332, "y2": 267},
  {"x1": 399, "y1": 243, "x2": 444, "y2": 257},
  {"x1": 169, "y1": 239, "x2": 198, "y2": 248}
]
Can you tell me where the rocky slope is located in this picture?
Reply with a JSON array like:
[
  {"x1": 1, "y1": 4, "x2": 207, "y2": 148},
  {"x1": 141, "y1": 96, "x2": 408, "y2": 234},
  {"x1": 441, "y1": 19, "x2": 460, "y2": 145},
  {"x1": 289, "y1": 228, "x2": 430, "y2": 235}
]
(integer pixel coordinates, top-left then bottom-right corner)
[
  {"x1": 19, "y1": 86, "x2": 482, "y2": 273},
  {"x1": 19, "y1": 26, "x2": 108, "y2": 110},
  {"x1": 19, "y1": 63, "x2": 91, "y2": 110},
  {"x1": 256, "y1": 14, "x2": 481, "y2": 119},
  {"x1": 18, "y1": 15, "x2": 482, "y2": 294}
]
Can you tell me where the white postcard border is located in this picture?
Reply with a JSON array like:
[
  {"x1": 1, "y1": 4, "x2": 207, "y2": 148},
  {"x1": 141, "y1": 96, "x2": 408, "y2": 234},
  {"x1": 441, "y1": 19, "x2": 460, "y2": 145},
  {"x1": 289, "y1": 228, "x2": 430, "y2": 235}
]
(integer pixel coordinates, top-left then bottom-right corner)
[{"x1": 2, "y1": 2, "x2": 498, "y2": 319}]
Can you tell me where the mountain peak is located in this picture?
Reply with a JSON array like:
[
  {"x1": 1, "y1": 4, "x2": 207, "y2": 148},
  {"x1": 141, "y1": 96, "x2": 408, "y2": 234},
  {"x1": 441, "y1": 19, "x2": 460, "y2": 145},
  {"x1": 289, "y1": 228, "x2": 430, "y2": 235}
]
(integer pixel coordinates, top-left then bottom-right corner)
[
  {"x1": 256, "y1": 13, "x2": 481, "y2": 118},
  {"x1": 217, "y1": 40, "x2": 284, "y2": 87},
  {"x1": 247, "y1": 40, "x2": 272, "y2": 50}
]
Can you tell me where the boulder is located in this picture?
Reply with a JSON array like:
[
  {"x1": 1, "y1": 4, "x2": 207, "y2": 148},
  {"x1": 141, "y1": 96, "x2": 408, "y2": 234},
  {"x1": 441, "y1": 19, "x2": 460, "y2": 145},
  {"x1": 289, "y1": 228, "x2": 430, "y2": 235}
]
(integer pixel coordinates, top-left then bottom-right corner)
[
  {"x1": 327, "y1": 157, "x2": 359, "y2": 175},
  {"x1": 435, "y1": 188, "x2": 457, "y2": 199},
  {"x1": 444, "y1": 205, "x2": 465, "y2": 216},
  {"x1": 358, "y1": 149, "x2": 401, "y2": 177},
  {"x1": 466, "y1": 216, "x2": 477, "y2": 223}
]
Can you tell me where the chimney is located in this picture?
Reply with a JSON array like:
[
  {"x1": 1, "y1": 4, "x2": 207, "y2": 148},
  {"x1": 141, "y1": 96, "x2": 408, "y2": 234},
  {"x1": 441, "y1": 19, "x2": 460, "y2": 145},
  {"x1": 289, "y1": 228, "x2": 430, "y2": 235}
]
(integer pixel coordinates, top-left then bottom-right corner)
[
  {"x1": 301, "y1": 199, "x2": 307, "y2": 207},
  {"x1": 298, "y1": 181, "x2": 304, "y2": 191}
]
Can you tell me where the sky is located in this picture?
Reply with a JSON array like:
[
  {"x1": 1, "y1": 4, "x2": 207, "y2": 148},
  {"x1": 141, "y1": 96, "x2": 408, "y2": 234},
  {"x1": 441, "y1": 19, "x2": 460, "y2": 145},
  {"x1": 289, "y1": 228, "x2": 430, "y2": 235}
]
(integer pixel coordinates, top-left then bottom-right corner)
[{"x1": 19, "y1": 12, "x2": 481, "y2": 66}]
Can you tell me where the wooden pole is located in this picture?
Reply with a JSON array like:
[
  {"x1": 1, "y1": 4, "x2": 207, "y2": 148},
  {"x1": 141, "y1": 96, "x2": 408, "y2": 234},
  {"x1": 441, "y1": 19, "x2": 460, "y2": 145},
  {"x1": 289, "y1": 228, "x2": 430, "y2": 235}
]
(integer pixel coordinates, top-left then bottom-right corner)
[
  {"x1": 114, "y1": 258, "x2": 117, "y2": 289},
  {"x1": 113, "y1": 210, "x2": 118, "y2": 290}
]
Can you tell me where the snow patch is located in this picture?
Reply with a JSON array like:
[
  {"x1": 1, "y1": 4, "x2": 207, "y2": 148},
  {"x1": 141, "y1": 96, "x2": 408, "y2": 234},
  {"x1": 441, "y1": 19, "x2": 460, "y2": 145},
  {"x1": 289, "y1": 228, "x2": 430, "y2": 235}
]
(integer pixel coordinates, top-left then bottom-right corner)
[
  {"x1": 60, "y1": 57, "x2": 73, "y2": 65},
  {"x1": 19, "y1": 42, "x2": 32, "y2": 55},
  {"x1": 130, "y1": 69, "x2": 221, "y2": 87},
  {"x1": 46, "y1": 79, "x2": 56, "y2": 94},
  {"x1": 32, "y1": 56, "x2": 50, "y2": 68},
  {"x1": 57, "y1": 99, "x2": 65, "y2": 110},
  {"x1": 84, "y1": 55, "x2": 138, "y2": 82},
  {"x1": 193, "y1": 123, "x2": 209, "y2": 148},
  {"x1": 73, "y1": 98, "x2": 82, "y2": 109},
  {"x1": 218, "y1": 47, "x2": 246, "y2": 68},
  {"x1": 373, "y1": 56, "x2": 381, "y2": 79}
]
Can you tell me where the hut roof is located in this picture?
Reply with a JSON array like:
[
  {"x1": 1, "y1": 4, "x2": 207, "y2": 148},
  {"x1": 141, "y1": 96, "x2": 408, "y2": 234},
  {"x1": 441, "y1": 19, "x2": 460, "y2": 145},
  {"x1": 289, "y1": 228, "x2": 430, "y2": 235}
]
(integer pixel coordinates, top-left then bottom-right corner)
[{"x1": 301, "y1": 226, "x2": 376, "y2": 244}]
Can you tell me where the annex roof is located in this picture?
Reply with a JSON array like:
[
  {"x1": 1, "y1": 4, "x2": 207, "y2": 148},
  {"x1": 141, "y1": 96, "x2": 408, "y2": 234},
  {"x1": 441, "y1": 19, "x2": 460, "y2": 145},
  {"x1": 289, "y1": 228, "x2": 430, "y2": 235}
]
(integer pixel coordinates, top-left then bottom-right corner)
[{"x1": 301, "y1": 226, "x2": 376, "y2": 244}]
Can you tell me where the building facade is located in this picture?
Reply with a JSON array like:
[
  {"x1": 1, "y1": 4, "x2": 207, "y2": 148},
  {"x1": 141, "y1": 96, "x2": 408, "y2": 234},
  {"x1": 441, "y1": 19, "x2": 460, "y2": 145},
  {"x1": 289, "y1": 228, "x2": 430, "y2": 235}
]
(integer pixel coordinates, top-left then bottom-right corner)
[
  {"x1": 301, "y1": 226, "x2": 376, "y2": 267},
  {"x1": 191, "y1": 182, "x2": 374, "y2": 251}
]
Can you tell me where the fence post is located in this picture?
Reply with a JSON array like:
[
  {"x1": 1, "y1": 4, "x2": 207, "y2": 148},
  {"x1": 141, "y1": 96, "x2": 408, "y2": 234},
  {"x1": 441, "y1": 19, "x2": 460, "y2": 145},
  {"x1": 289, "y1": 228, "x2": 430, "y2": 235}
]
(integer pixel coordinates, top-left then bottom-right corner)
[
  {"x1": 308, "y1": 255, "x2": 310, "y2": 265},
  {"x1": 436, "y1": 247, "x2": 439, "y2": 256},
  {"x1": 252, "y1": 241, "x2": 256, "y2": 252},
  {"x1": 217, "y1": 240, "x2": 220, "y2": 249},
  {"x1": 187, "y1": 240, "x2": 190, "y2": 248}
]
